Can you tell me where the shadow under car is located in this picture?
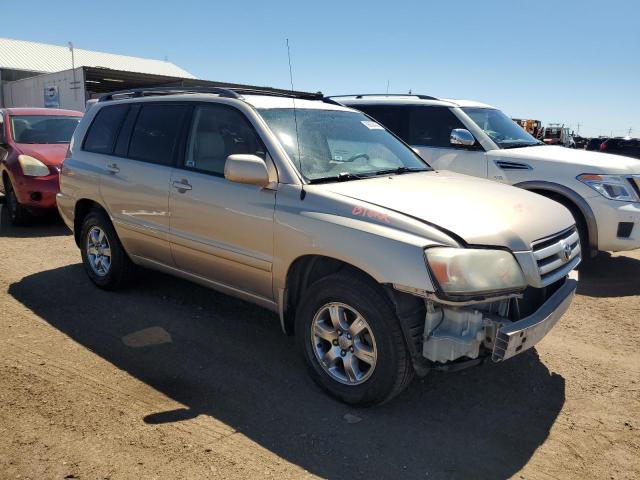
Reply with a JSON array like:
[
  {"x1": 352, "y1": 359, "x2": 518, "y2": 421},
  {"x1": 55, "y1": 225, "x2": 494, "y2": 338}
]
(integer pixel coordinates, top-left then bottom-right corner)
[{"x1": 9, "y1": 263, "x2": 565, "y2": 480}]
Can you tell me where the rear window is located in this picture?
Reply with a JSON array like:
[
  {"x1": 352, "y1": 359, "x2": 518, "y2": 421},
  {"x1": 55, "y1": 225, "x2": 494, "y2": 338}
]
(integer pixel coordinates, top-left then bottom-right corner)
[
  {"x1": 128, "y1": 104, "x2": 189, "y2": 165},
  {"x1": 83, "y1": 105, "x2": 129, "y2": 154}
]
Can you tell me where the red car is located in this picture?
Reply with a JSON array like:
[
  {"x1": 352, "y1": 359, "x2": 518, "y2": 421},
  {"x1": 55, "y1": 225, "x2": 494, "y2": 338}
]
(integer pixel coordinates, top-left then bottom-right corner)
[{"x1": 0, "y1": 108, "x2": 82, "y2": 224}]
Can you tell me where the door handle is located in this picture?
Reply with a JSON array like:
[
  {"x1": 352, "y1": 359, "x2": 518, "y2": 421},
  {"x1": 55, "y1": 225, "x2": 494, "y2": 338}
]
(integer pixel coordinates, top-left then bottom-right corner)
[
  {"x1": 172, "y1": 179, "x2": 192, "y2": 192},
  {"x1": 106, "y1": 163, "x2": 120, "y2": 174}
]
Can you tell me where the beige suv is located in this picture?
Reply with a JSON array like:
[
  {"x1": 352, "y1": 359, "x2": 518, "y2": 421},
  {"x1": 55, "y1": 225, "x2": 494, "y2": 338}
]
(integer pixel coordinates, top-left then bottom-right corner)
[{"x1": 57, "y1": 87, "x2": 580, "y2": 405}]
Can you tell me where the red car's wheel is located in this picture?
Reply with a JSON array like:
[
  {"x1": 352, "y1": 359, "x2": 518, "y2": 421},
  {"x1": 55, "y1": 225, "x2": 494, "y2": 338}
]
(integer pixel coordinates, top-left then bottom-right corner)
[{"x1": 4, "y1": 178, "x2": 32, "y2": 226}]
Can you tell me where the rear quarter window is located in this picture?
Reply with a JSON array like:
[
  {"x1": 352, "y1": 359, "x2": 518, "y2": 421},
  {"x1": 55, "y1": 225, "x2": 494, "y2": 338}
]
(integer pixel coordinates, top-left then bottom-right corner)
[{"x1": 83, "y1": 104, "x2": 129, "y2": 154}]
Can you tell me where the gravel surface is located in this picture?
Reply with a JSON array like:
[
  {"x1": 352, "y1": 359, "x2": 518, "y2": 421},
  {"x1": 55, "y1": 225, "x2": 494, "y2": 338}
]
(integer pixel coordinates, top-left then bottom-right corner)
[{"x1": 1, "y1": 205, "x2": 638, "y2": 479}]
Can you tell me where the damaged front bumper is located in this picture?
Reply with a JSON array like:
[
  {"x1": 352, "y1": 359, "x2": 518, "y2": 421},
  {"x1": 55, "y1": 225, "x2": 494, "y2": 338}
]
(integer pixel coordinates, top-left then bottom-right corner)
[
  {"x1": 421, "y1": 275, "x2": 577, "y2": 366},
  {"x1": 491, "y1": 277, "x2": 576, "y2": 361}
]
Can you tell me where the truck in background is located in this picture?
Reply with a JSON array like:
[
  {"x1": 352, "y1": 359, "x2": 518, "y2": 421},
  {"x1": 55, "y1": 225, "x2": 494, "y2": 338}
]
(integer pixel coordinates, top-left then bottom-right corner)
[
  {"x1": 543, "y1": 123, "x2": 576, "y2": 148},
  {"x1": 513, "y1": 118, "x2": 543, "y2": 139}
]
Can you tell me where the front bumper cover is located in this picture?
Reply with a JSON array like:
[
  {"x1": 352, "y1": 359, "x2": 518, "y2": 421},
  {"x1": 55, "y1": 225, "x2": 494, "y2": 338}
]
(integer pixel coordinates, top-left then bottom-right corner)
[{"x1": 492, "y1": 277, "x2": 577, "y2": 361}]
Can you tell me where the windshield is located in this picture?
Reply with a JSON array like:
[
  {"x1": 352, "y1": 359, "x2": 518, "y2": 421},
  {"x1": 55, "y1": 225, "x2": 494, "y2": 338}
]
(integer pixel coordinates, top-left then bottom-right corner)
[
  {"x1": 257, "y1": 108, "x2": 430, "y2": 182},
  {"x1": 462, "y1": 108, "x2": 541, "y2": 149},
  {"x1": 10, "y1": 115, "x2": 81, "y2": 144}
]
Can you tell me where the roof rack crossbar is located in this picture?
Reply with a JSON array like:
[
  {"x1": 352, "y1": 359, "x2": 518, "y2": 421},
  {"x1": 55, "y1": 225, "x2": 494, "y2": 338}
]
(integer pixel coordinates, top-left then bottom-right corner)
[
  {"x1": 98, "y1": 85, "x2": 324, "y2": 103},
  {"x1": 327, "y1": 93, "x2": 439, "y2": 101}
]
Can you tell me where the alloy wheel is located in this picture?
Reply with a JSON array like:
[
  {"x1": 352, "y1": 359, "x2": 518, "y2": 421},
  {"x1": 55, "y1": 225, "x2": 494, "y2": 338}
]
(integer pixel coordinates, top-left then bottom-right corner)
[
  {"x1": 311, "y1": 302, "x2": 378, "y2": 385},
  {"x1": 86, "y1": 226, "x2": 112, "y2": 276}
]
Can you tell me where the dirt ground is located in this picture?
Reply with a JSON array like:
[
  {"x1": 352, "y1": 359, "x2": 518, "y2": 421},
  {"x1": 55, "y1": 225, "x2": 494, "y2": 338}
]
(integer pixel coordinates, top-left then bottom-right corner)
[{"x1": 0, "y1": 204, "x2": 638, "y2": 480}]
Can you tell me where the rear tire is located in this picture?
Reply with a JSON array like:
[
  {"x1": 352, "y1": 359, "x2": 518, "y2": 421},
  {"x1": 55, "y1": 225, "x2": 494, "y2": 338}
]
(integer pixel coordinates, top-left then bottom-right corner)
[
  {"x1": 5, "y1": 178, "x2": 32, "y2": 226},
  {"x1": 80, "y1": 209, "x2": 134, "y2": 290},
  {"x1": 295, "y1": 271, "x2": 414, "y2": 406}
]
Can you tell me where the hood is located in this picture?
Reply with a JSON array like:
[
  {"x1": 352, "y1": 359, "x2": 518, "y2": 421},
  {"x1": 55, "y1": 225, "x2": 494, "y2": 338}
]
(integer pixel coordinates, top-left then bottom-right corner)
[
  {"x1": 15, "y1": 143, "x2": 68, "y2": 166},
  {"x1": 317, "y1": 171, "x2": 574, "y2": 251},
  {"x1": 492, "y1": 145, "x2": 640, "y2": 174}
]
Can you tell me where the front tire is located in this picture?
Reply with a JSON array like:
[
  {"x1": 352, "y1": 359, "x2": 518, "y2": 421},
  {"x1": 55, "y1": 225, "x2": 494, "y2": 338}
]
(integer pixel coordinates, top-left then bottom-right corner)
[
  {"x1": 80, "y1": 209, "x2": 134, "y2": 290},
  {"x1": 295, "y1": 271, "x2": 414, "y2": 406},
  {"x1": 5, "y1": 178, "x2": 32, "y2": 226}
]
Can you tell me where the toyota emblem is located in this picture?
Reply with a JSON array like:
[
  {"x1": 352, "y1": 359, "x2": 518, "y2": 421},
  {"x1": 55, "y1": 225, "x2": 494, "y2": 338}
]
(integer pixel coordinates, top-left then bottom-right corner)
[{"x1": 560, "y1": 240, "x2": 572, "y2": 262}]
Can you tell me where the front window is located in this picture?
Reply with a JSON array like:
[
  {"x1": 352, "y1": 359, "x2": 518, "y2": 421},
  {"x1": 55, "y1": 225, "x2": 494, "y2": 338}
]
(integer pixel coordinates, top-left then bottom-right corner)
[
  {"x1": 257, "y1": 108, "x2": 429, "y2": 182},
  {"x1": 11, "y1": 115, "x2": 80, "y2": 144},
  {"x1": 462, "y1": 108, "x2": 541, "y2": 149}
]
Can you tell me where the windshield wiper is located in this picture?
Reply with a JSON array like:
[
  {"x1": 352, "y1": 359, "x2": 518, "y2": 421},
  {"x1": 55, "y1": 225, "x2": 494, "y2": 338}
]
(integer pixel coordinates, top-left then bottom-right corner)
[
  {"x1": 501, "y1": 142, "x2": 544, "y2": 149},
  {"x1": 372, "y1": 166, "x2": 430, "y2": 175},
  {"x1": 308, "y1": 167, "x2": 429, "y2": 184},
  {"x1": 308, "y1": 172, "x2": 371, "y2": 184}
]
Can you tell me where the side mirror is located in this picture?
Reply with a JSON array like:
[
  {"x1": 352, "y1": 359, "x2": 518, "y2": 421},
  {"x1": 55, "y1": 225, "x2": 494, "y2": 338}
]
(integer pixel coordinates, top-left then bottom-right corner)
[
  {"x1": 450, "y1": 128, "x2": 476, "y2": 147},
  {"x1": 224, "y1": 154, "x2": 270, "y2": 187}
]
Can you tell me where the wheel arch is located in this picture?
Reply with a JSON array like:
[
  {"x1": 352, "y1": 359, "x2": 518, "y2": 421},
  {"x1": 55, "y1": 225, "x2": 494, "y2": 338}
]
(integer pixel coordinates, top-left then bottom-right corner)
[
  {"x1": 73, "y1": 199, "x2": 108, "y2": 248},
  {"x1": 281, "y1": 254, "x2": 427, "y2": 373},
  {"x1": 515, "y1": 180, "x2": 598, "y2": 255}
]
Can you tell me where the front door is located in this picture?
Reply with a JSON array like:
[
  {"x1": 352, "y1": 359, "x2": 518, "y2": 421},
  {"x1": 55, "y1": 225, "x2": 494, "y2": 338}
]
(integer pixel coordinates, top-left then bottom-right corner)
[
  {"x1": 168, "y1": 104, "x2": 276, "y2": 300},
  {"x1": 408, "y1": 106, "x2": 488, "y2": 178}
]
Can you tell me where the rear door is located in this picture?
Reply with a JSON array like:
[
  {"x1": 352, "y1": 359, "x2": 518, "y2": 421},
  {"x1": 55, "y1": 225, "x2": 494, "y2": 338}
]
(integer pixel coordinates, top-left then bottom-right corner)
[
  {"x1": 94, "y1": 102, "x2": 189, "y2": 265},
  {"x1": 168, "y1": 103, "x2": 276, "y2": 300}
]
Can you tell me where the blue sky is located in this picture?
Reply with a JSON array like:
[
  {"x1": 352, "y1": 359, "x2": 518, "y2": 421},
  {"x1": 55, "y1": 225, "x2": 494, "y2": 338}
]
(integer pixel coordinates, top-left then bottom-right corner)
[{"x1": 3, "y1": 0, "x2": 638, "y2": 137}]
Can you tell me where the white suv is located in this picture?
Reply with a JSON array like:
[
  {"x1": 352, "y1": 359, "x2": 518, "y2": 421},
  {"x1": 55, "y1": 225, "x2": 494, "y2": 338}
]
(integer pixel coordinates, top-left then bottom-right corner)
[{"x1": 333, "y1": 95, "x2": 640, "y2": 257}]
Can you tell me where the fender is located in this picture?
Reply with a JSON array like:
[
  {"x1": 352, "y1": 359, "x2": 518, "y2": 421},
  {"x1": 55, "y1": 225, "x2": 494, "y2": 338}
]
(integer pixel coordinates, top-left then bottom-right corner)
[{"x1": 514, "y1": 180, "x2": 598, "y2": 253}]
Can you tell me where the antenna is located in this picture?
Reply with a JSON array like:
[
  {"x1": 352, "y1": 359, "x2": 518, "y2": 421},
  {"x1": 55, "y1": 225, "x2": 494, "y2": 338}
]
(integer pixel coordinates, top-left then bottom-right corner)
[
  {"x1": 386, "y1": 80, "x2": 390, "y2": 94},
  {"x1": 286, "y1": 38, "x2": 306, "y2": 198}
]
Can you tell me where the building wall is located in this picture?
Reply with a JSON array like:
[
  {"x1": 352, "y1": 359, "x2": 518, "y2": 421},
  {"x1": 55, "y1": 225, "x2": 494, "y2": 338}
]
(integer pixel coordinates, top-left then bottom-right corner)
[{"x1": 2, "y1": 68, "x2": 86, "y2": 112}]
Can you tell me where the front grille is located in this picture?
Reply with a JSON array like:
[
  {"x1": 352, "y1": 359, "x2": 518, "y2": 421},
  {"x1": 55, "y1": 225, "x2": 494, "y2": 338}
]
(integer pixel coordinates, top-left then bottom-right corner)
[{"x1": 532, "y1": 227, "x2": 581, "y2": 286}]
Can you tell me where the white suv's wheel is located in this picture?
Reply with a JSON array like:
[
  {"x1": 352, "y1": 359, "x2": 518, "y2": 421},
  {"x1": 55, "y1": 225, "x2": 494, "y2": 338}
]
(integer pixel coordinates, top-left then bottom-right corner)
[{"x1": 296, "y1": 271, "x2": 414, "y2": 406}]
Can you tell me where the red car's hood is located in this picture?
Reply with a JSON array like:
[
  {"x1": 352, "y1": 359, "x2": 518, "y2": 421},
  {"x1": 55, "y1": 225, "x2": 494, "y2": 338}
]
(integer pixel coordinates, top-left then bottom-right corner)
[{"x1": 15, "y1": 143, "x2": 68, "y2": 166}]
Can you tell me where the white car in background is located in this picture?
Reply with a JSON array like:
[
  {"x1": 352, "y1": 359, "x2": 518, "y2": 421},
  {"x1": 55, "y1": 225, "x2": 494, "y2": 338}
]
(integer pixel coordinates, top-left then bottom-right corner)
[{"x1": 332, "y1": 95, "x2": 640, "y2": 257}]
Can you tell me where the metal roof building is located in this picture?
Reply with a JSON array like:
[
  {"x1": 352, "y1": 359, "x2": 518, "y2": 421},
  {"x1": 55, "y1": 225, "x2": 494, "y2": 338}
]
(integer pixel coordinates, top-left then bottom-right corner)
[
  {"x1": 0, "y1": 38, "x2": 197, "y2": 110},
  {"x1": 0, "y1": 37, "x2": 194, "y2": 79}
]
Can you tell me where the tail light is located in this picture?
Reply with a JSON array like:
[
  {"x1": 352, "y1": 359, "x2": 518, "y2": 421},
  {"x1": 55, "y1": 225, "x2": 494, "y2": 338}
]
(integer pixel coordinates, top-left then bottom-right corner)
[{"x1": 600, "y1": 142, "x2": 607, "y2": 152}]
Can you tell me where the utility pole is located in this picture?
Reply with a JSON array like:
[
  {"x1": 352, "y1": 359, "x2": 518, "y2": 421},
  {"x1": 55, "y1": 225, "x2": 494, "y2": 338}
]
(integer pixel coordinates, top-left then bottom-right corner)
[
  {"x1": 68, "y1": 42, "x2": 78, "y2": 102},
  {"x1": 576, "y1": 122, "x2": 581, "y2": 135}
]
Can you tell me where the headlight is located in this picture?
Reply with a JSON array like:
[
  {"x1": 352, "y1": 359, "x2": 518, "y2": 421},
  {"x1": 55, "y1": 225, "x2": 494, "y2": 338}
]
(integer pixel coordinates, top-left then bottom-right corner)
[
  {"x1": 425, "y1": 247, "x2": 526, "y2": 296},
  {"x1": 578, "y1": 174, "x2": 639, "y2": 202},
  {"x1": 18, "y1": 155, "x2": 50, "y2": 177}
]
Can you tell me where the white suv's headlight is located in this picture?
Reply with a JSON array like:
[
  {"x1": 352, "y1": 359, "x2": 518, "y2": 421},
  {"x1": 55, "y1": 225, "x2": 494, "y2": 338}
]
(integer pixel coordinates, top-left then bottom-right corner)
[
  {"x1": 18, "y1": 155, "x2": 50, "y2": 177},
  {"x1": 425, "y1": 247, "x2": 527, "y2": 296},
  {"x1": 578, "y1": 174, "x2": 639, "y2": 202}
]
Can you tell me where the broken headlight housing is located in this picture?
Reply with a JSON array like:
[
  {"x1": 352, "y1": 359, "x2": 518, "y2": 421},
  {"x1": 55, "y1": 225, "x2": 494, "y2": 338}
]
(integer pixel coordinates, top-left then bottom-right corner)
[{"x1": 425, "y1": 247, "x2": 527, "y2": 298}]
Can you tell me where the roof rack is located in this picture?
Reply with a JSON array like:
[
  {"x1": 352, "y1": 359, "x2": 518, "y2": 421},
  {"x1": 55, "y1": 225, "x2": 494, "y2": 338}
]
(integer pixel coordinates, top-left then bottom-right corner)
[
  {"x1": 328, "y1": 93, "x2": 439, "y2": 101},
  {"x1": 98, "y1": 85, "x2": 324, "y2": 103}
]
